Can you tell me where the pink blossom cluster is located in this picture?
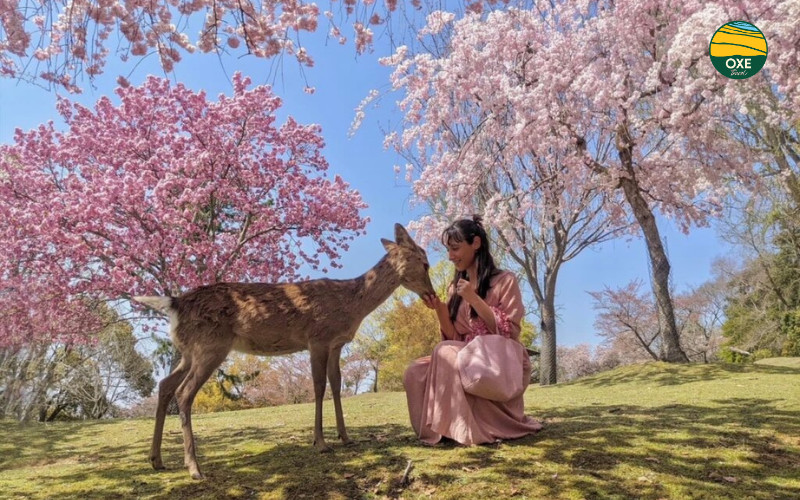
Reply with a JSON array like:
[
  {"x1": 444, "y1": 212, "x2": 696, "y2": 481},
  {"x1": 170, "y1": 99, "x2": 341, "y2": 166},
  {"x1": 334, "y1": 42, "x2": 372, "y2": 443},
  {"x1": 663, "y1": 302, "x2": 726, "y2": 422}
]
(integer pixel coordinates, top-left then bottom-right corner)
[
  {"x1": 418, "y1": 11, "x2": 456, "y2": 37},
  {"x1": 1, "y1": 0, "x2": 321, "y2": 91},
  {"x1": 349, "y1": 89, "x2": 380, "y2": 136},
  {"x1": 0, "y1": 0, "x2": 428, "y2": 91},
  {"x1": 0, "y1": 73, "x2": 368, "y2": 346}
]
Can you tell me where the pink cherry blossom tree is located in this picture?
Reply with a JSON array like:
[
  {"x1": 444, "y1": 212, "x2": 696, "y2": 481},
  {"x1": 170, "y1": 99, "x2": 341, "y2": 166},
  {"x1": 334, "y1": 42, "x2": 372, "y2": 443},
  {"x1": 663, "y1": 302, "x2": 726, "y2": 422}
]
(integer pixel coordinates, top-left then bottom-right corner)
[
  {"x1": 556, "y1": 0, "x2": 797, "y2": 363},
  {"x1": 379, "y1": 1, "x2": 795, "y2": 372},
  {"x1": 676, "y1": 281, "x2": 726, "y2": 363},
  {"x1": 0, "y1": 72, "x2": 367, "y2": 347},
  {"x1": 377, "y1": 9, "x2": 627, "y2": 385}
]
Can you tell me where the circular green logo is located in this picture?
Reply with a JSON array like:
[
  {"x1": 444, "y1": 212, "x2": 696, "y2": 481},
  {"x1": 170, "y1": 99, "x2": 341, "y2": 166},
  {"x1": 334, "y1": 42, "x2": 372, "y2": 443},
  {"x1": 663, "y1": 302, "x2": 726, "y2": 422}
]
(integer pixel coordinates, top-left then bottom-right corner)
[{"x1": 709, "y1": 21, "x2": 768, "y2": 79}]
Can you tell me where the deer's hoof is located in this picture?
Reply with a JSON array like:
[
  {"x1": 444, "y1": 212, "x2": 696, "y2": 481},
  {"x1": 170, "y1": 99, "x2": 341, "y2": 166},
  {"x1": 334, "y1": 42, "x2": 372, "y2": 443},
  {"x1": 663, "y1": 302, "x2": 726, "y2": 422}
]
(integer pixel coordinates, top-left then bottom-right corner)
[
  {"x1": 313, "y1": 441, "x2": 332, "y2": 453},
  {"x1": 149, "y1": 457, "x2": 165, "y2": 471}
]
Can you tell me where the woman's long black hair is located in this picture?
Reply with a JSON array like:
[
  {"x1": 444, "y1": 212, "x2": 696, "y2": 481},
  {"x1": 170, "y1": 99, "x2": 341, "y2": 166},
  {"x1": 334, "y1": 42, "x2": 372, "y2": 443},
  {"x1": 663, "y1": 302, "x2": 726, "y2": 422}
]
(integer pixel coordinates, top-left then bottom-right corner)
[{"x1": 442, "y1": 215, "x2": 500, "y2": 322}]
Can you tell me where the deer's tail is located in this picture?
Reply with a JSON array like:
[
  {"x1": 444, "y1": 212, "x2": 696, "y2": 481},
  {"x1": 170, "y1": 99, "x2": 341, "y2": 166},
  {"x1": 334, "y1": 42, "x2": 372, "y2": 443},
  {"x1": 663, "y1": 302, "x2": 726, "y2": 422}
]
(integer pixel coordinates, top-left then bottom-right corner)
[
  {"x1": 134, "y1": 296, "x2": 181, "y2": 344},
  {"x1": 133, "y1": 296, "x2": 176, "y2": 314}
]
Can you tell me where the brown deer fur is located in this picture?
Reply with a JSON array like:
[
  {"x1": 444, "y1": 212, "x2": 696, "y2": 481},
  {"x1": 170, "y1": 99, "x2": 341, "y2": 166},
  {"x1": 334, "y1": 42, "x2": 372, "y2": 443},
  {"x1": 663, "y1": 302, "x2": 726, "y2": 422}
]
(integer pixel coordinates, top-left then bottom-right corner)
[{"x1": 134, "y1": 224, "x2": 434, "y2": 479}]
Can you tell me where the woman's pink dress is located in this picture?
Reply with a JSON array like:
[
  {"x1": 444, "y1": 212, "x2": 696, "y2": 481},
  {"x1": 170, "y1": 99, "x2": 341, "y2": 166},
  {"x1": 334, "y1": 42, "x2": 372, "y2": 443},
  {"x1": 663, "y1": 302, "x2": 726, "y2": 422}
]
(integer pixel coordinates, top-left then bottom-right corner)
[{"x1": 403, "y1": 270, "x2": 542, "y2": 445}]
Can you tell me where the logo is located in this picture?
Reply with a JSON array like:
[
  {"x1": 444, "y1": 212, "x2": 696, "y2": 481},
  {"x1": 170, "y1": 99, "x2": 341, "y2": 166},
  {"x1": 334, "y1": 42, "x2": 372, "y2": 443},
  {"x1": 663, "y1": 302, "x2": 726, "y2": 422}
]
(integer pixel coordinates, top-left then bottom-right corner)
[{"x1": 709, "y1": 21, "x2": 768, "y2": 79}]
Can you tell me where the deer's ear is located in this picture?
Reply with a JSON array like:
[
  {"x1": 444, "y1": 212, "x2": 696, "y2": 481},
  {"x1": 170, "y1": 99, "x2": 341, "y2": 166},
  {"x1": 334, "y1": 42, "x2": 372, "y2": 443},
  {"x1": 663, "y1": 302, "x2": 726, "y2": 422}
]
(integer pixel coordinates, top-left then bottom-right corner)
[
  {"x1": 394, "y1": 223, "x2": 415, "y2": 247},
  {"x1": 381, "y1": 238, "x2": 397, "y2": 252}
]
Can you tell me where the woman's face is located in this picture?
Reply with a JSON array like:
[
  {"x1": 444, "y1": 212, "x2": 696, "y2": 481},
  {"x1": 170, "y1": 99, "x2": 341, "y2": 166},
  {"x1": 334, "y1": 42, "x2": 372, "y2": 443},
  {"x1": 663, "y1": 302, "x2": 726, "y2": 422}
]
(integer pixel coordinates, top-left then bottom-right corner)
[{"x1": 445, "y1": 235, "x2": 481, "y2": 272}]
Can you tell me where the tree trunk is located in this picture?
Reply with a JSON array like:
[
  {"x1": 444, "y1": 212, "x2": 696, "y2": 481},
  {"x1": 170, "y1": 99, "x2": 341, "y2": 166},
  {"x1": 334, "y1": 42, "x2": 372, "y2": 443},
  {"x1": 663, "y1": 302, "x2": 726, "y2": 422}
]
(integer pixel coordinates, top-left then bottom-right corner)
[
  {"x1": 46, "y1": 404, "x2": 68, "y2": 422},
  {"x1": 539, "y1": 298, "x2": 558, "y2": 385},
  {"x1": 619, "y1": 177, "x2": 689, "y2": 363},
  {"x1": 371, "y1": 365, "x2": 379, "y2": 393},
  {"x1": 19, "y1": 346, "x2": 60, "y2": 422},
  {"x1": 513, "y1": 227, "x2": 564, "y2": 386},
  {"x1": 765, "y1": 124, "x2": 800, "y2": 210},
  {"x1": 0, "y1": 348, "x2": 29, "y2": 420}
]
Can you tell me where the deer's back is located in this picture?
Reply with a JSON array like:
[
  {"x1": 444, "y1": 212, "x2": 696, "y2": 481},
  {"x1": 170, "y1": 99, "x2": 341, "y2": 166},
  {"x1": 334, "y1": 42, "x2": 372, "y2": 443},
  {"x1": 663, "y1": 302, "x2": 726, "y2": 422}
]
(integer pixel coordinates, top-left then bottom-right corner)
[{"x1": 172, "y1": 280, "x2": 362, "y2": 355}]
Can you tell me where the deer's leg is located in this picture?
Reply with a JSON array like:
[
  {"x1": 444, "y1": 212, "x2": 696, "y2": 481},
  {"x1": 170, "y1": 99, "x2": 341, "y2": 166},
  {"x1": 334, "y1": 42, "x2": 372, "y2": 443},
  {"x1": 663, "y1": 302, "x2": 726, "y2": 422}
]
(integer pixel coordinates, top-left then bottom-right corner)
[
  {"x1": 309, "y1": 344, "x2": 330, "y2": 451},
  {"x1": 326, "y1": 345, "x2": 351, "y2": 445},
  {"x1": 150, "y1": 356, "x2": 191, "y2": 471},
  {"x1": 175, "y1": 348, "x2": 229, "y2": 480}
]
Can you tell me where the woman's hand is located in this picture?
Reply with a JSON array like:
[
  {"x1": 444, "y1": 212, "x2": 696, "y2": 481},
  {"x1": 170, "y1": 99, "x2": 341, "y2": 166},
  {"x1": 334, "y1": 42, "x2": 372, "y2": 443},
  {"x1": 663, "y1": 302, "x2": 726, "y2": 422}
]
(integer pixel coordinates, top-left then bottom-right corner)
[
  {"x1": 456, "y1": 278, "x2": 478, "y2": 303},
  {"x1": 422, "y1": 293, "x2": 445, "y2": 311},
  {"x1": 424, "y1": 292, "x2": 457, "y2": 340}
]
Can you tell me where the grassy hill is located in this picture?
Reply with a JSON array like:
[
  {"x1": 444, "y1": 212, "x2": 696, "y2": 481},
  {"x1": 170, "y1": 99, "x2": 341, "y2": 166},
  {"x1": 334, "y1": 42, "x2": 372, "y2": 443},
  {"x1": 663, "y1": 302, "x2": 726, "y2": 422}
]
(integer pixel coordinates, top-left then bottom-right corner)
[{"x1": 1, "y1": 359, "x2": 799, "y2": 499}]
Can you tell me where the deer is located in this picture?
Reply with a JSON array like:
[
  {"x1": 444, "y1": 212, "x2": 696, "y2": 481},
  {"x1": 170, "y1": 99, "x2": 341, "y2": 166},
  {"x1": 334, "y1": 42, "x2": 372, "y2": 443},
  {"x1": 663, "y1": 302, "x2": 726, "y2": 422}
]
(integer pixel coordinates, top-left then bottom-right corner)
[{"x1": 133, "y1": 224, "x2": 435, "y2": 479}]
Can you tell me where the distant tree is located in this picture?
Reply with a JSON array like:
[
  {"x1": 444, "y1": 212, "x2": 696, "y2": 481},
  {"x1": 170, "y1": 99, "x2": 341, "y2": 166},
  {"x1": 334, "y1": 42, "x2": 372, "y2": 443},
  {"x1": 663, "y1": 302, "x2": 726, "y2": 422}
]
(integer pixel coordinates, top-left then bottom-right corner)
[
  {"x1": 193, "y1": 347, "x2": 375, "y2": 412},
  {"x1": 375, "y1": 290, "x2": 441, "y2": 392},
  {"x1": 591, "y1": 278, "x2": 728, "y2": 364},
  {"x1": 347, "y1": 311, "x2": 390, "y2": 394},
  {"x1": 0, "y1": 342, "x2": 62, "y2": 421},
  {"x1": 718, "y1": 174, "x2": 800, "y2": 360},
  {"x1": 591, "y1": 281, "x2": 663, "y2": 362},
  {"x1": 721, "y1": 268, "x2": 779, "y2": 361},
  {"x1": 241, "y1": 353, "x2": 315, "y2": 407},
  {"x1": 676, "y1": 281, "x2": 727, "y2": 363},
  {"x1": 556, "y1": 345, "x2": 592, "y2": 383},
  {"x1": 124, "y1": 394, "x2": 159, "y2": 419},
  {"x1": 193, "y1": 363, "x2": 255, "y2": 414},
  {"x1": 340, "y1": 349, "x2": 373, "y2": 396},
  {"x1": 721, "y1": 232, "x2": 800, "y2": 360},
  {"x1": 556, "y1": 344, "x2": 622, "y2": 383},
  {"x1": 46, "y1": 305, "x2": 155, "y2": 419},
  {"x1": 772, "y1": 226, "x2": 800, "y2": 356},
  {"x1": 0, "y1": 302, "x2": 154, "y2": 421},
  {"x1": 192, "y1": 353, "x2": 313, "y2": 412}
]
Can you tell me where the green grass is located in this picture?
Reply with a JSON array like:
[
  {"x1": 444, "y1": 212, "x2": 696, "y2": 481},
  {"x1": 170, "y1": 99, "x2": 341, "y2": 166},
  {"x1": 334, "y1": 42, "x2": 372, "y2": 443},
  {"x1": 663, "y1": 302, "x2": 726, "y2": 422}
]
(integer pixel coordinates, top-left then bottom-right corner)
[
  {"x1": 755, "y1": 357, "x2": 800, "y2": 369},
  {"x1": 2, "y1": 359, "x2": 799, "y2": 499}
]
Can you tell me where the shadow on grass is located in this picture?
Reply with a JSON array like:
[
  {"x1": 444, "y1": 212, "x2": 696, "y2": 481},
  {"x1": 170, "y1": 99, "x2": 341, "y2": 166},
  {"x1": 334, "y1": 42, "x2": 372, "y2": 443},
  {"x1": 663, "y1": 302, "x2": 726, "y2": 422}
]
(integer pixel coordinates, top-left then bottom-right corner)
[
  {"x1": 0, "y1": 418, "x2": 139, "y2": 471},
  {"x1": 3, "y1": 396, "x2": 798, "y2": 500},
  {"x1": 140, "y1": 397, "x2": 799, "y2": 500},
  {"x1": 165, "y1": 424, "x2": 418, "y2": 499},
  {"x1": 520, "y1": 397, "x2": 800, "y2": 500},
  {"x1": 116, "y1": 423, "x2": 418, "y2": 499}
]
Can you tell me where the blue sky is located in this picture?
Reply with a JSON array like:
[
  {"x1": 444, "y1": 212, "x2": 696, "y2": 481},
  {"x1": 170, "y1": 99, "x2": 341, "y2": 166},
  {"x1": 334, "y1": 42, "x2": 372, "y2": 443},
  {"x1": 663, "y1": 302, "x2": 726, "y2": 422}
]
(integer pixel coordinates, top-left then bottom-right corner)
[{"x1": 0, "y1": 29, "x2": 733, "y2": 348}]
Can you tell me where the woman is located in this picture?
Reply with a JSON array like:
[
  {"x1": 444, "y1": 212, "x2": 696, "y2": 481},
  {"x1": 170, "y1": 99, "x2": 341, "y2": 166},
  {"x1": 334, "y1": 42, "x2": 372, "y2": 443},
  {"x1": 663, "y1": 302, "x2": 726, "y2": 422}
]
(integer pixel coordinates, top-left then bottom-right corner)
[{"x1": 403, "y1": 216, "x2": 542, "y2": 445}]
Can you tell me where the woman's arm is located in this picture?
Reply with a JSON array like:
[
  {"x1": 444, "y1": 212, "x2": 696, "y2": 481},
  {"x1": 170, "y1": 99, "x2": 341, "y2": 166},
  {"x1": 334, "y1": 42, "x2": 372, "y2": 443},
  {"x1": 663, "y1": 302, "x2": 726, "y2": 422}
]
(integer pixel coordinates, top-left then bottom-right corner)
[{"x1": 458, "y1": 272, "x2": 524, "y2": 339}]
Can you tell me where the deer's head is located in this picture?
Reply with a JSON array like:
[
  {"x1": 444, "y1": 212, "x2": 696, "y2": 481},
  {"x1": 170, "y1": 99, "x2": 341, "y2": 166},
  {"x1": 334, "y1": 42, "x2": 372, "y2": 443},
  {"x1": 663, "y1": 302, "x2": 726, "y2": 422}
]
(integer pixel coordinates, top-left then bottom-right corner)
[{"x1": 382, "y1": 224, "x2": 435, "y2": 298}]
